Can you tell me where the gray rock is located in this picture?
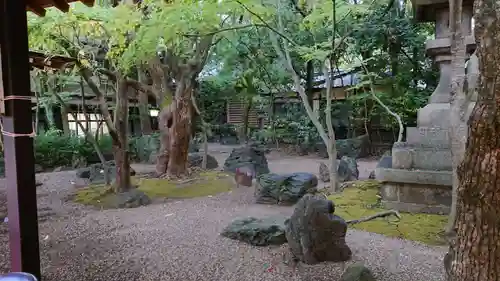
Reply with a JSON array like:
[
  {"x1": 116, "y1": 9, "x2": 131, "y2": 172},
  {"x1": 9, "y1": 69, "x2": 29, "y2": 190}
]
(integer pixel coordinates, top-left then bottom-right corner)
[
  {"x1": 35, "y1": 164, "x2": 44, "y2": 173},
  {"x1": 341, "y1": 156, "x2": 359, "y2": 180},
  {"x1": 188, "y1": 153, "x2": 218, "y2": 169},
  {"x1": 319, "y1": 162, "x2": 330, "y2": 182},
  {"x1": 319, "y1": 157, "x2": 359, "y2": 183},
  {"x1": 223, "y1": 144, "x2": 269, "y2": 176},
  {"x1": 255, "y1": 172, "x2": 318, "y2": 205},
  {"x1": 188, "y1": 141, "x2": 200, "y2": 153},
  {"x1": 316, "y1": 135, "x2": 370, "y2": 159},
  {"x1": 340, "y1": 263, "x2": 376, "y2": 281},
  {"x1": 285, "y1": 194, "x2": 352, "y2": 264},
  {"x1": 221, "y1": 216, "x2": 288, "y2": 246},
  {"x1": 106, "y1": 189, "x2": 151, "y2": 208},
  {"x1": 76, "y1": 160, "x2": 136, "y2": 184}
]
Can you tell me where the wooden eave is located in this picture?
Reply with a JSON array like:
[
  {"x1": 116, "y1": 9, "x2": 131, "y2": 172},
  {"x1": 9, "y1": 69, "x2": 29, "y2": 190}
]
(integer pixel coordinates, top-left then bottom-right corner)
[
  {"x1": 29, "y1": 51, "x2": 76, "y2": 70},
  {"x1": 27, "y1": 0, "x2": 95, "y2": 17}
]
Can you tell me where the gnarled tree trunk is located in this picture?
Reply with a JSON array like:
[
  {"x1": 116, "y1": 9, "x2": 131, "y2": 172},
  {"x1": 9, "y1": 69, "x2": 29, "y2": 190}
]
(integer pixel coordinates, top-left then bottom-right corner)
[
  {"x1": 166, "y1": 75, "x2": 194, "y2": 176},
  {"x1": 448, "y1": 1, "x2": 500, "y2": 279}
]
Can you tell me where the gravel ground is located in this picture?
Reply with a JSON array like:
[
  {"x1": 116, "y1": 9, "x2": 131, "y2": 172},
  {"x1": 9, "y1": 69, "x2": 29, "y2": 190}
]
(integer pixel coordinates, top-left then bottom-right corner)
[{"x1": 0, "y1": 151, "x2": 447, "y2": 281}]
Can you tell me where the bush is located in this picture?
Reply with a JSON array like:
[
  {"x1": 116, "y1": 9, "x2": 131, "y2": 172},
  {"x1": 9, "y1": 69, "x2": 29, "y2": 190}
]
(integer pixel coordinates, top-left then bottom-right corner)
[{"x1": 33, "y1": 129, "x2": 114, "y2": 170}]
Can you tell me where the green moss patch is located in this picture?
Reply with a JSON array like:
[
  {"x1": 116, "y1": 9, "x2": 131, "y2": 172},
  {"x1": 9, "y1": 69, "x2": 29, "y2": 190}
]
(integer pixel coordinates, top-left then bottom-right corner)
[
  {"x1": 74, "y1": 171, "x2": 234, "y2": 208},
  {"x1": 328, "y1": 180, "x2": 447, "y2": 245}
]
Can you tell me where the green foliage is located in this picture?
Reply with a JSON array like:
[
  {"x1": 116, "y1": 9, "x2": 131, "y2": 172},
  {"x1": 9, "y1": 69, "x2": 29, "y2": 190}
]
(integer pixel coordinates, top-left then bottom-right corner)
[{"x1": 33, "y1": 129, "x2": 113, "y2": 169}]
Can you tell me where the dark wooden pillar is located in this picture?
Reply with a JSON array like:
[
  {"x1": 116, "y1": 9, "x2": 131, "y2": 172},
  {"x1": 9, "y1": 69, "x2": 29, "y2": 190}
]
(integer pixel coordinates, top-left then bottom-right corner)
[{"x1": 0, "y1": 0, "x2": 41, "y2": 279}]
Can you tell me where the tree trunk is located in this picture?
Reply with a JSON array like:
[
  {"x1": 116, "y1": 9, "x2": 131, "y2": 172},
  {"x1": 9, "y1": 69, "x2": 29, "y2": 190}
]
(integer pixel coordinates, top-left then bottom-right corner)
[
  {"x1": 448, "y1": 1, "x2": 500, "y2": 279},
  {"x1": 447, "y1": 0, "x2": 467, "y2": 234},
  {"x1": 166, "y1": 76, "x2": 194, "y2": 177},
  {"x1": 242, "y1": 96, "x2": 253, "y2": 144},
  {"x1": 113, "y1": 77, "x2": 131, "y2": 192},
  {"x1": 156, "y1": 104, "x2": 173, "y2": 175},
  {"x1": 138, "y1": 68, "x2": 153, "y2": 135}
]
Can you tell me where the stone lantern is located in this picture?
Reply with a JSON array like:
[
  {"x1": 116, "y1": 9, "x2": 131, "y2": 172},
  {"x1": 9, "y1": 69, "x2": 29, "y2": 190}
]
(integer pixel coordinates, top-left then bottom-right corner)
[{"x1": 374, "y1": 0, "x2": 476, "y2": 214}]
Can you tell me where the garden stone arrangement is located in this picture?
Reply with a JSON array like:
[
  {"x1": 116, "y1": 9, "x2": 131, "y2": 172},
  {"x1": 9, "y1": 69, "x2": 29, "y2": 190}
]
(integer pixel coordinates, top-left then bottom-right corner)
[
  {"x1": 223, "y1": 143, "x2": 270, "y2": 176},
  {"x1": 316, "y1": 134, "x2": 370, "y2": 159},
  {"x1": 255, "y1": 172, "x2": 318, "y2": 205},
  {"x1": 187, "y1": 153, "x2": 219, "y2": 169},
  {"x1": 220, "y1": 216, "x2": 288, "y2": 246},
  {"x1": 76, "y1": 160, "x2": 136, "y2": 184},
  {"x1": 319, "y1": 156, "x2": 359, "y2": 183}
]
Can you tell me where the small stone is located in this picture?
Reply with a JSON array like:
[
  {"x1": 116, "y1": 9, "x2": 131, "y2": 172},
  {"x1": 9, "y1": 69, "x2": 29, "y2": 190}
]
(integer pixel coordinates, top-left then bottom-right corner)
[
  {"x1": 107, "y1": 189, "x2": 151, "y2": 209},
  {"x1": 340, "y1": 263, "x2": 376, "y2": 281},
  {"x1": 221, "y1": 216, "x2": 287, "y2": 246}
]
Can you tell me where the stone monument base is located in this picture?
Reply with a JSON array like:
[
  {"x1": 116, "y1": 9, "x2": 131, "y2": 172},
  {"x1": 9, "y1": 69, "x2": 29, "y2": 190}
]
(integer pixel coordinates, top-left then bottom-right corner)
[{"x1": 375, "y1": 155, "x2": 452, "y2": 215}]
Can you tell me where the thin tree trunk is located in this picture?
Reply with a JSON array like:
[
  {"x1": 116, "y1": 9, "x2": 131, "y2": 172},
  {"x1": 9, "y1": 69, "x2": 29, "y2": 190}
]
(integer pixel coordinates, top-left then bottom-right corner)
[
  {"x1": 53, "y1": 92, "x2": 110, "y2": 185},
  {"x1": 242, "y1": 96, "x2": 253, "y2": 144},
  {"x1": 113, "y1": 76, "x2": 131, "y2": 192},
  {"x1": 447, "y1": 0, "x2": 468, "y2": 234},
  {"x1": 191, "y1": 94, "x2": 208, "y2": 169},
  {"x1": 138, "y1": 68, "x2": 153, "y2": 135},
  {"x1": 323, "y1": 62, "x2": 339, "y2": 191},
  {"x1": 448, "y1": 0, "x2": 500, "y2": 279}
]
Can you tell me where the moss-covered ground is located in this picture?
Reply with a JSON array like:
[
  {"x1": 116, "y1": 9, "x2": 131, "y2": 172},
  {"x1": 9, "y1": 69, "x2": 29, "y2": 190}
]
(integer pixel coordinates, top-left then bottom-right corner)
[
  {"x1": 74, "y1": 171, "x2": 234, "y2": 208},
  {"x1": 328, "y1": 180, "x2": 447, "y2": 245}
]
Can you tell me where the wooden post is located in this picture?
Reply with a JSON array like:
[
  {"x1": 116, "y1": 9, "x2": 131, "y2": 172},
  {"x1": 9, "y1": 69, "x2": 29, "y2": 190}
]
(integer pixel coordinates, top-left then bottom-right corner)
[{"x1": 0, "y1": 0, "x2": 41, "y2": 279}]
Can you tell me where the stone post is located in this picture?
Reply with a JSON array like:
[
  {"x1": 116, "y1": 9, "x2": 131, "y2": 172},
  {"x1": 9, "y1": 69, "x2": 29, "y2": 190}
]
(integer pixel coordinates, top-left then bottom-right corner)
[{"x1": 374, "y1": 0, "x2": 477, "y2": 215}]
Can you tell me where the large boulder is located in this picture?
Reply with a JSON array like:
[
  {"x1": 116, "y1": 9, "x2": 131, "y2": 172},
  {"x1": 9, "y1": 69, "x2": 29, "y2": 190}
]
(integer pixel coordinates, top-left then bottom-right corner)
[
  {"x1": 340, "y1": 263, "x2": 376, "y2": 281},
  {"x1": 319, "y1": 156, "x2": 359, "y2": 183},
  {"x1": 221, "y1": 216, "x2": 288, "y2": 246},
  {"x1": 285, "y1": 194, "x2": 352, "y2": 264},
  {"x1": 76, "y1": 160, "x2": 136, "y2": 184},
  {"x1": 223, "y1": 144, "x2": 269, "y2": 176},
  {"x1": 316, "y1": 134, "x2": 370, "y2": 159},
  {"x1": 188, "y1": 153, "x2": 218, "y2": 169},
  {"x1": 255, "y1": 172, "x2": 318, "y2": 205}
]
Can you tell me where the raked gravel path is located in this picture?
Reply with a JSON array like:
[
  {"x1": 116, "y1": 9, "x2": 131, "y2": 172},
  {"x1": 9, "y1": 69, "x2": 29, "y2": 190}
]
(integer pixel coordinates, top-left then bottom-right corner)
[{"x1": 0, "y1": 150, "x2": 447, "y2": 281}]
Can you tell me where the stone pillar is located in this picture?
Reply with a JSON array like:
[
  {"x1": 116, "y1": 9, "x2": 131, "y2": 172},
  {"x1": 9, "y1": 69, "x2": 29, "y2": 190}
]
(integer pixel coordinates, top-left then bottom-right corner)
[{"x1": 374, "y1": 0, "x2": 477, "y2": 214}]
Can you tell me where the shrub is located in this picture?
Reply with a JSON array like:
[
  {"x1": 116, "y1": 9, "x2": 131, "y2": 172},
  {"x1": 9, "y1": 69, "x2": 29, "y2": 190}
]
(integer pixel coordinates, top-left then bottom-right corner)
[{"x1": 33, "y1": 129, "x2": 114, "y2": 170}]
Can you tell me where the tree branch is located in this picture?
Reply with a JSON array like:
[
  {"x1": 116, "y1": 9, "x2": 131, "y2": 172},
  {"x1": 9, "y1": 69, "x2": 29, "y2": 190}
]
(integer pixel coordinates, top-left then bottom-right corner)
[
  {"x1": 235, "y1": 0, "x2": 297, "y2": 46},
  {"x1": 360, "y1": 61, "x2": 404, "y2": 142},
  {"x1": 346, "y1": 210, "x2": 401, "y2": 225}
]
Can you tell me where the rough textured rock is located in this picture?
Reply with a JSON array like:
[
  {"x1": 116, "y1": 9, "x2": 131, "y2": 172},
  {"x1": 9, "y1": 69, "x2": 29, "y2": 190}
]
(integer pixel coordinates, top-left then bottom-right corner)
[
  {"x1": 255, "y1": 173, "x2": 318, "y2": 205},
  {"x1": 316, "y1": 135, "x2": 370, "y2": 159},
  {"x1": 223, "y1": 144, "x2": 269, "y2": 176},
  {"x1": 188, "y1": 153, "x2": 218, "y2": 169},
  {"x1": 220, "y1": 216, "x2": 287, "y2": 246},
  {"x1": 319, "y1": 157, "x2": 359, "y2": 183},
  {"x1": 76, "y1": 160, "x2": 136, "y2": 184},
  {"x1": 106, "y1": 189, "x2": 151, "y2": 208},
  {"x1": 285, "y1": 194, "x2": 352, "y2": 264},
  {"x1": 319, "y1": 162, "x2": 330, "y2": 182},
  {"x1": 340, "y1": 263, "x2": 376, "y2": 281}
]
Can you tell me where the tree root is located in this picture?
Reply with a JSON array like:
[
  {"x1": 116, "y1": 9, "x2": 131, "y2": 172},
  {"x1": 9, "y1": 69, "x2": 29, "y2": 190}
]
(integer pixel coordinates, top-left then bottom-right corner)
[{"x1": 346, "y1": 210, "x2": 401, "y2": 225}]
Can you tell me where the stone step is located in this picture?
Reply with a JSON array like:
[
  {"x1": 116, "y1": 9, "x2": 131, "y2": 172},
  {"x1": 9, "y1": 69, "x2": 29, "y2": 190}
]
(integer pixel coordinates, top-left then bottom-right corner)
[
  {"x1": 406, "y1": 127, "x2": 450, "y2": 146},
  {"x1": 392, "y1": 143, "x2": 452, "y2": 170}
]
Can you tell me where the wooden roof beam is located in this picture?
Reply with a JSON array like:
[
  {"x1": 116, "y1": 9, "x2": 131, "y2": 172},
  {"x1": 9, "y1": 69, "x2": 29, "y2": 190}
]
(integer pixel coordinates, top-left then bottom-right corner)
[
  {"x1": 26, "y1": 5, "x2": 46, "y2": 16},
  {"x1": 52, "y1": 0, "x2": 71, "y2": 12}
]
